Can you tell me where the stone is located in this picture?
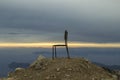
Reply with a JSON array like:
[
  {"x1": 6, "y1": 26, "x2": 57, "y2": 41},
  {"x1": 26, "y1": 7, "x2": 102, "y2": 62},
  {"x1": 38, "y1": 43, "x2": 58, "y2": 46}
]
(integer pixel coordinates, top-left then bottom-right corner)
[
  {"x1": 30, "y1": 55, "x2": 46, "y2": 69},
  {"x1": 112, "y1": 75, "x2": 118, "y2": 80},
  {"x1": 0, "y1": 78, "x2": 7, "y2": 80},
  {"x1": 42, "y1": 67, "x2": 46, "y2": 70},
  {"x1": 65, "y1": 74, "x2": 70, "y2": 77},
  {"x1": 7, "y1": 78, "x2": 15, "y2": 80},
  {"x1": 56, "y1": 68, "x2": 60, "y2": 72},
  {"x1": 82, "y1": 57, "x2": 90, "y2": 63},
  {"x1": 37, "y1": 55, "x2": 46, "y2": 61},
  {"x1": 24, "y1": 74, "x2": 27, "y2": 77},
  {"x1": 45, "y1": 76, "x2": 50, "y2": 80},
  {"x1": 29, "y1": 76, "x2": 32, "y2": 79},
  {"x1": 67, "y1": 68, "x2": 72, "y2": 71},
  {"x1": 101, "y1": 78, "x2": 114, "y2": 80},
  {"x1": 15, "y1": 67, "x2": 24, "y2": 72}
]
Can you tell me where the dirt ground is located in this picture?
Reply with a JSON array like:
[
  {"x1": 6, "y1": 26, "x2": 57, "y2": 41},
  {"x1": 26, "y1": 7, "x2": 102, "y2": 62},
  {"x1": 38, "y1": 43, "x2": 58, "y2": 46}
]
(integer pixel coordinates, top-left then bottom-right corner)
[{"x1": 6, "y1": 57, "x2": 118, "y2": 80}]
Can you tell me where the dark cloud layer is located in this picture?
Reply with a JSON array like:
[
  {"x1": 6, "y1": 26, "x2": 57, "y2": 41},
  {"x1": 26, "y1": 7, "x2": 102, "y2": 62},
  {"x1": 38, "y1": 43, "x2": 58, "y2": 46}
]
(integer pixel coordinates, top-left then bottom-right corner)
[{"x1": 0, "y1": 0, "x2": 120, "y2": 43}]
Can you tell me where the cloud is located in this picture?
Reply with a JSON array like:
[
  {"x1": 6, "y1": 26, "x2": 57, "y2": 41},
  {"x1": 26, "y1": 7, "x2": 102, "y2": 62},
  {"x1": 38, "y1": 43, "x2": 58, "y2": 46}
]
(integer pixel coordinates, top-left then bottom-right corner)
[{"x1": 0, "y1": 0, "x2": 120, "y2": 43}]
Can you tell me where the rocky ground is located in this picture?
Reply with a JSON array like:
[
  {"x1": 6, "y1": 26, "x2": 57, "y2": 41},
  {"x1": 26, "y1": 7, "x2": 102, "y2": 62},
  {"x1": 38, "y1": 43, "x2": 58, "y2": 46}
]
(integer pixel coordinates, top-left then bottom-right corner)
[{"x1": 0, "y1": 55, "x2": 119, "y2": 80}]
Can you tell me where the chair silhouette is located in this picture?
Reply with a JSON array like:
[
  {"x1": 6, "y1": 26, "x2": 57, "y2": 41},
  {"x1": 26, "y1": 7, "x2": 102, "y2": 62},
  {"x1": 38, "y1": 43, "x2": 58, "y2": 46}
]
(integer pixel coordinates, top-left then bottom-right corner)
[{"x1": 52, "y1": 30, "x2": 70, "y2": 59}]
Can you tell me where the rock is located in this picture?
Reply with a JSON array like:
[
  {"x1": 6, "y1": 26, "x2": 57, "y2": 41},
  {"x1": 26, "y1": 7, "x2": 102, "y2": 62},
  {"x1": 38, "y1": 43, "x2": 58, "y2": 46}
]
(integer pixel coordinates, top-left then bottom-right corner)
[
  {"x1": 7, "y1": 78, "x2": 15, "y2": 80},
  {"x1": 92, "y1": 78, "x2": 95, "y2": 80},
  {"x1": 15, "y1": 67, "x2": 24, "y2": 72},
  {"x1": 30, "y1": 55, "x2": 46, "y2": 69},
  {"x1": 24, "y1": 74, "x2": 27, "y2": 77},
  {"x1": 45, "y1": 76, "x2": 50, "y2": 80},
  {"x1": 101, "y1": 78, "x2": 115, "y2": 80},
  {"x1": 37, "y1": 55, "x2": 46, "y2": 61},
  {"x1": 82, "y1": 57, "x2": 91, "y2": 63},
  {"x1": 29, "y1": 76, "x2": 32, "y2": 79},
  {"x1": 112, "y1": 75, "x2": 118, "y2": 80},
  {"x1": 67, "y1": 68, "x2": 72, "y2": 71},
  {"x1": 65, "y1": 74, "x2": 70, "y2": 77},
  {"x1": 118, "y1": 71, "x2": 120, "y2": 75},
  {"x1": 0, "y1": 78, "x2": 7, "y2": 80},
  {"x1": 56, "y1": 68, "x2": 60, "y2": 72},
  {"x1": 42, "y1": 67, "x2": 46, "y2": 70},
  {"x1": 0, "y1": 78, "x2": 12, "y2": 80}
]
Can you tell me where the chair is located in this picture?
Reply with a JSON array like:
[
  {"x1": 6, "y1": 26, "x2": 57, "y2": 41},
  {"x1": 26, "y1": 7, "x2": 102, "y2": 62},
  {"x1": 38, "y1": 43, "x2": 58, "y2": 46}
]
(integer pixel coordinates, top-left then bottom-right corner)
[{"x1": 52, "y1": 30, "x2": 70, "y2": 59}]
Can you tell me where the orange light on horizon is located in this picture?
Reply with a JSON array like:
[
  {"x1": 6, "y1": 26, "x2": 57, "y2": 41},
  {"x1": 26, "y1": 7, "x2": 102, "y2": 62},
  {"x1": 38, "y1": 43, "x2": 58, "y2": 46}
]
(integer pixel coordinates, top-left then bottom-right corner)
[
  {"x1": 0, "y1": 42, "x2": 120, "y2": 48},
  {"x1": 68, "y1": 42, "x2": 120, "y2": 48}
]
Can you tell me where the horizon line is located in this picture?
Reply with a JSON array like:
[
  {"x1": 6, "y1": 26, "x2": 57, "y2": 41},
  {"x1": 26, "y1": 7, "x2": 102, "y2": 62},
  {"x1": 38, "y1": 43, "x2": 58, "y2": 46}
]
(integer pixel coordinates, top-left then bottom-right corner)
[{"x1": 0, "y1": 42, "x2": 120, "y2": 48}]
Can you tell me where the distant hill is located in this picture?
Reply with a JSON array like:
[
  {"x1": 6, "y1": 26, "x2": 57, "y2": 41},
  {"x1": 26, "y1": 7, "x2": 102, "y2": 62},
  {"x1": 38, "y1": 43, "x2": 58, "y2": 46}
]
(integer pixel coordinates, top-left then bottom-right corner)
[
  {"x1": 108, "y1": 65, "x2": 120, "y2": 70},
  {"x1": 32, "y1": 51, "x2": 50, "y2": 55},
  {"x1": 93, "y1": 62, "x2": 120, "y2": 70},
  {"x1": 8, "y1": 62, "x2": 30, "y2": 70}
]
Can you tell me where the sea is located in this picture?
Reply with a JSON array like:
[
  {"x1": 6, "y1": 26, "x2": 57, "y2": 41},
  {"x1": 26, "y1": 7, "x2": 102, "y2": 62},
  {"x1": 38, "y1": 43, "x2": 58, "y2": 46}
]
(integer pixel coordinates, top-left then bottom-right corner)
[{"x1": 0, "y1": 48, "x2": 120, "y2": 77}]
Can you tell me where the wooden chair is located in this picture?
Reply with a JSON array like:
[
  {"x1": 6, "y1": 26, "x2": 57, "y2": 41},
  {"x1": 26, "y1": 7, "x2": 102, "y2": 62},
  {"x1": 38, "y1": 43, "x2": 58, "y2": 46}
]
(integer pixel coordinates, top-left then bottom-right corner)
[{"x1": 52, "y1": 30, "x2": 70, "y2": 59}]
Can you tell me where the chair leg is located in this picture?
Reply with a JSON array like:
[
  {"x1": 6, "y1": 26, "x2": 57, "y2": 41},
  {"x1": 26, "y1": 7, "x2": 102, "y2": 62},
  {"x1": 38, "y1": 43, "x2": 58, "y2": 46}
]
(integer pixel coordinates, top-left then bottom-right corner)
[
  {"x1": 55, "y1": 46, "x2": 57, "y2": 58},
  {"x1": 66, "y1": 45, "x2": 70, "y2": 59},
  {"x1": 52, "y1": 46, "x2": 54, "y2": 59}
]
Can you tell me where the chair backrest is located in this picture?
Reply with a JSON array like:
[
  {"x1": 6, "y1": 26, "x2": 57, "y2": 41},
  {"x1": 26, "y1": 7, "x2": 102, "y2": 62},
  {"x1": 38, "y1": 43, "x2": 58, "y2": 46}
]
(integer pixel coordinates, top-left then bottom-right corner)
[{"x1": 64, "y1": 30, "x2": 68, "y2": 45}]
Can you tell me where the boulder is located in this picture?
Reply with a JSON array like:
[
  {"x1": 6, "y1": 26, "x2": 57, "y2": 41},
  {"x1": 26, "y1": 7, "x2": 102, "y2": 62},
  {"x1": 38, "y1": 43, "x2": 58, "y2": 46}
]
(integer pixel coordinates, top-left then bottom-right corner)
[
  {"x1": 15, "y1": 67, "x2": 24, "y2": 72},
  {"x1": 30, "y1": 55, "x2": 46, "y2": 69}
]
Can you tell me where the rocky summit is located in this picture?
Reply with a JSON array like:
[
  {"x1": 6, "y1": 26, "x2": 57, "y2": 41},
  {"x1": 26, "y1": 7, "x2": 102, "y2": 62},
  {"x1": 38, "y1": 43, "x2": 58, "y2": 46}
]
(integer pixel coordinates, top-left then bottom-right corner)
[{"x1": 1, "y1": 55, "x2": 119, "y2": 80}]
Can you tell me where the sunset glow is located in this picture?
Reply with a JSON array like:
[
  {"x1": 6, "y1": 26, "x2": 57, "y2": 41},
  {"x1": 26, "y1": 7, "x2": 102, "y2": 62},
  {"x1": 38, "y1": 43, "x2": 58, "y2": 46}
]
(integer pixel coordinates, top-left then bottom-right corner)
[{"x1": 0, "y1": 42, "x2": 120, "y2": 48}]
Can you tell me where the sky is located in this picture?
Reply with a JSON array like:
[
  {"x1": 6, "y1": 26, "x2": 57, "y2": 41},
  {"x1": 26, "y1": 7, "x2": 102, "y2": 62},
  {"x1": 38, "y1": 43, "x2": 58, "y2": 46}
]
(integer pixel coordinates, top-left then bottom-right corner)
[{"x1": 0, "y1": 0, "x2": 120, "y2": 48}]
